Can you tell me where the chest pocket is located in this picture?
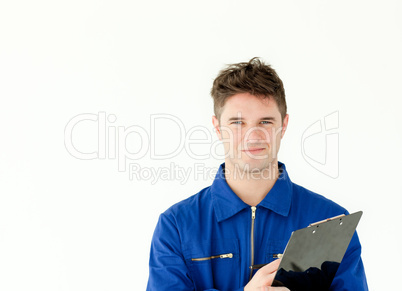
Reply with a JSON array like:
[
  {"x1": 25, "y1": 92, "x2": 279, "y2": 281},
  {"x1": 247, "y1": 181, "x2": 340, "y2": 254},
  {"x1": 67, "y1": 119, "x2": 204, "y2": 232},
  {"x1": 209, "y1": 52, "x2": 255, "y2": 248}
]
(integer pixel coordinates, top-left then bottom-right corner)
[
  {"x1": 183, "y1": 239, "x2": 240, "y2": 291},
  {"x1": 265, "y1": 240, "x2": 287, "y2": 264}
]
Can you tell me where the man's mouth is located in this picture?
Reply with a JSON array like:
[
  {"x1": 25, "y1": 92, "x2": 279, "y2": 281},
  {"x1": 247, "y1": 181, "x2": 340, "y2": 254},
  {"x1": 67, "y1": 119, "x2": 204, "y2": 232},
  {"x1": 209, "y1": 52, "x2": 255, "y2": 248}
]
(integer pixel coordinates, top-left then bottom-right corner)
[{"x1": 242, "y1": 148, "x2": 265, "y2": 154}]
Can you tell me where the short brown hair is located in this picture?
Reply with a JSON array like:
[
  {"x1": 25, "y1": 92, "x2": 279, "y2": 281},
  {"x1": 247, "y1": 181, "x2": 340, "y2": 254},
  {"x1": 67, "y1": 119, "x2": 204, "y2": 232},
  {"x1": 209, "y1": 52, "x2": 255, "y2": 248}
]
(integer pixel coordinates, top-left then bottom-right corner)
[{"x1": 210, "y1": 57, "x2": 287, "y2": 121}]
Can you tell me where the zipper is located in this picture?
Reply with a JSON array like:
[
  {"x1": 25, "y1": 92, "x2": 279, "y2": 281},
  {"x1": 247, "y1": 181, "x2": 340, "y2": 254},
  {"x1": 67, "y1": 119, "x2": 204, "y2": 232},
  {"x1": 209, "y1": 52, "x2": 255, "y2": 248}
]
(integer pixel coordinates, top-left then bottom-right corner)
[
  {"x1": 191, "y1": 253, "x2": 233, "y2": 261},
  {"x1": 249, "y1": 206, "x2": 257, "y2": 281},
  {"x1": 273, "y1": 253, "x2": 283, "y2": 259}
]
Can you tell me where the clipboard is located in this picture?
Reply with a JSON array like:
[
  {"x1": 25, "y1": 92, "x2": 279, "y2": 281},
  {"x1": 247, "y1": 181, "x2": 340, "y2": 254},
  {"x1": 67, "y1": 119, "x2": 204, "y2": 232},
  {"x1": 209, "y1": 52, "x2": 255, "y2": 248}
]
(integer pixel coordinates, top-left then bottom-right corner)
[{"x1": 272, "y1": 211, "x2": 363, "y2": 290}]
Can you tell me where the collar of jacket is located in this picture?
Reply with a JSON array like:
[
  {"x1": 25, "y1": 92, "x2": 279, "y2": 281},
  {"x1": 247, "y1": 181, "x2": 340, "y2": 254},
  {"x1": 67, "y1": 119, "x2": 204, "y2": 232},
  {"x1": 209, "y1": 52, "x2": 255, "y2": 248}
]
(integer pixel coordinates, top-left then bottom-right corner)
[{"x1": 210, "y1": 161, "x2": 293, "y2": 222}]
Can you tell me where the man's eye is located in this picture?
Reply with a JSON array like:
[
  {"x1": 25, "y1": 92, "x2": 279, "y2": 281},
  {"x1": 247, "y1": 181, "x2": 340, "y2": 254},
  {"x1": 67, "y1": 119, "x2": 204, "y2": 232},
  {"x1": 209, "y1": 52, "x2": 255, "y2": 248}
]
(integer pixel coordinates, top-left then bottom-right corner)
[
  {"x1": 232, "y1": 121, "x2": 243, "y2": 124},
  {"x1": 261, "y1": 121, "x2": 272, "y2": 124}
]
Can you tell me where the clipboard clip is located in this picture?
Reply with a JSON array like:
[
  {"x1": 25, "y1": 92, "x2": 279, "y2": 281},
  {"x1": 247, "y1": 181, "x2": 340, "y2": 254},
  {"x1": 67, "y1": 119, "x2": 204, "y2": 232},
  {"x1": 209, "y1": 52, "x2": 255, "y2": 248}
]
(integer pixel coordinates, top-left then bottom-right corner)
[{"x1": 308, "y1": 214, "x2": 345, "y2": 227}]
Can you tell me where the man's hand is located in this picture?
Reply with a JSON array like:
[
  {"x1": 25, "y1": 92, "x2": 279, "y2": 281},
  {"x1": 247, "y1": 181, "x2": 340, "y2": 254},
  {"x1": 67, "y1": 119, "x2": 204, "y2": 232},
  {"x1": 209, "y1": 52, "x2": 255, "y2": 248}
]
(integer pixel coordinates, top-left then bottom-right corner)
[{"x1": 244, "y1": 259, "x2": 290, "y2": 291}]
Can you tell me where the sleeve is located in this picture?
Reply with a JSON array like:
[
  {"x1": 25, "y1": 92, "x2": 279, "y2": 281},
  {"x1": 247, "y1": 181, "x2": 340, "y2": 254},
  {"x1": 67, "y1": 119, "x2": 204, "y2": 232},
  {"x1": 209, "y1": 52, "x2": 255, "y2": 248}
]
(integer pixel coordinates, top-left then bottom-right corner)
[
  {"x1": 146, "y1": 213, "x2": 245, "y2": 291},
  {"x1": 147, "y1": 214, "x2": 243, "y2": 291},
  {"x1": 330, "y1": 229, "x2": 369, "y2": 290},
  {"x1": 146, "y1": 213, "x2": 195, "y2": 291}
]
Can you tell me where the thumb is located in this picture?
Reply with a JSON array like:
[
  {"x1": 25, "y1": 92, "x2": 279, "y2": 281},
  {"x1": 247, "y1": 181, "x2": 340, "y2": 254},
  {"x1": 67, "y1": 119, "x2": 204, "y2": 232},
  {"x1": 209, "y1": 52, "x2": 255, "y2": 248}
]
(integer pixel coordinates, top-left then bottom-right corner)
[{"x1": 258, "y1": 258, "x2": 281, "y2": 275}]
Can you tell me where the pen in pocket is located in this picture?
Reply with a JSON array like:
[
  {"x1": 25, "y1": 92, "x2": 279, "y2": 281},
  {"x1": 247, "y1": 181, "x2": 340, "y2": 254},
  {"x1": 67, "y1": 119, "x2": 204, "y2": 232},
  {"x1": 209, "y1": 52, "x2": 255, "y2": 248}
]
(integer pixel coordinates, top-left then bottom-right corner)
[{"x1": 249, "y1": 254, "x2": 283, "y2": 270}]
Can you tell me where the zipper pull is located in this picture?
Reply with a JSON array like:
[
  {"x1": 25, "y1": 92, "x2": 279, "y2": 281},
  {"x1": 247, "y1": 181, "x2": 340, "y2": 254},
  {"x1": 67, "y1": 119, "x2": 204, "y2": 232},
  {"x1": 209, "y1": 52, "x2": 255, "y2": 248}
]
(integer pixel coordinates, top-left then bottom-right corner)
[
  {"x1": 251, "y1": 206, "x2": 256, "y2": 220},
  {"x1": 273, "y1": 253, "x2": 283, "y2": 259},
  {"x1": 220, "y1": 253, "x2": 233, "y2": 259}
]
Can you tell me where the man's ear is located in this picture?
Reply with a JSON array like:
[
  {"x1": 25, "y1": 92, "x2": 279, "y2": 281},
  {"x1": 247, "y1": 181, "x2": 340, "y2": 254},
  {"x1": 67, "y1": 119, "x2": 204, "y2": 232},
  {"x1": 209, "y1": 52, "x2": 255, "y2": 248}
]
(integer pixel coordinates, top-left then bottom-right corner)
[
  {"x1": 281, "y1": 114, "x2": 289, "y2": 138},
  {"x1": 212, "y1": 115, "x2": 222, "y2": 140}
]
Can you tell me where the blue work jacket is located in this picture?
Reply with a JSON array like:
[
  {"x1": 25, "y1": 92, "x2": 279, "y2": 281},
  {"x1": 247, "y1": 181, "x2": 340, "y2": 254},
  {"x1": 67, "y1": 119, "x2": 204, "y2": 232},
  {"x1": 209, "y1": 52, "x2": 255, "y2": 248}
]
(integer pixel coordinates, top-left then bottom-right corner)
[{"x1": 147, "y1": 162, "x2": 368, "y2": 291}]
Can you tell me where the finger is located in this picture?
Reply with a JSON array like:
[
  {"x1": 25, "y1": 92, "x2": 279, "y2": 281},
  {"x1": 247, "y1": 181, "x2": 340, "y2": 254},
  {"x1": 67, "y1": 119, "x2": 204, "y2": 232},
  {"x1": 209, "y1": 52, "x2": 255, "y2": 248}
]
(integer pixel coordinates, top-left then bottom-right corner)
[
  {"x1": 262, "y1": 270, "x2": 279, "y2": 287},
  {"x1": 258, "y1": 259, "x2": 281, "y2": 275},
  {"x1": 264, "y1": 287, "x2": 290, "y2": 291}
]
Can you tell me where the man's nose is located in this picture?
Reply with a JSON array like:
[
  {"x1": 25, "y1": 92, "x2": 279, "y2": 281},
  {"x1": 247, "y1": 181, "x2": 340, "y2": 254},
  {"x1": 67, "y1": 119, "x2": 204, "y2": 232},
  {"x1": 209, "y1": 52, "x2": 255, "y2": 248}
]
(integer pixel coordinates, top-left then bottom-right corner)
[{"x1": 244, "y1": 126, "x2": 269, "y2": 142}]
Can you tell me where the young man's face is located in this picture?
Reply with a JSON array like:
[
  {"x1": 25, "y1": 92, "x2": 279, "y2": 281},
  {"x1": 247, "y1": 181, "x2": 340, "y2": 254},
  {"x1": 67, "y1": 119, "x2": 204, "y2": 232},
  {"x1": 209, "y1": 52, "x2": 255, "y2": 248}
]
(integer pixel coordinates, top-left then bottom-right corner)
[{"x1": 212, "y1": 93, "x2": 289, "y2": 174}]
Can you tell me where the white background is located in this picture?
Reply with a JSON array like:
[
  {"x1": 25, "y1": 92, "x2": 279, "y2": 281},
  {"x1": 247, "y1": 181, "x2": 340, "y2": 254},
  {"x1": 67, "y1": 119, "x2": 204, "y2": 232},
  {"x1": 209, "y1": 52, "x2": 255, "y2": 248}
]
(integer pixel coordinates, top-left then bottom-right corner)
[{"x1": 1, "y1": 0, "x2": 401, "y2": 290}]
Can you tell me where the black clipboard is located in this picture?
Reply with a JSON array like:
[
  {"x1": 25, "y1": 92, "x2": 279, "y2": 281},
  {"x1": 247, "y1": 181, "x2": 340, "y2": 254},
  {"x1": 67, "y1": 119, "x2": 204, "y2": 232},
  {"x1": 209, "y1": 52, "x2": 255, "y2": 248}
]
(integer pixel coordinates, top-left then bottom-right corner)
[{"x1": 272, "y1": 211, "x2": 363, "y2": 290}]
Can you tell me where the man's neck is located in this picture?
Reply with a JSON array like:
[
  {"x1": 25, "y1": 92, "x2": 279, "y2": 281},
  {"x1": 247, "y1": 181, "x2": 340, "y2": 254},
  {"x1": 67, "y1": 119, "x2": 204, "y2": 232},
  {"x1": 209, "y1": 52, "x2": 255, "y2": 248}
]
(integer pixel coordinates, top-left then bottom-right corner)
[{"x1": 224, "y1": 161, "x2": 280, "y2": 206}]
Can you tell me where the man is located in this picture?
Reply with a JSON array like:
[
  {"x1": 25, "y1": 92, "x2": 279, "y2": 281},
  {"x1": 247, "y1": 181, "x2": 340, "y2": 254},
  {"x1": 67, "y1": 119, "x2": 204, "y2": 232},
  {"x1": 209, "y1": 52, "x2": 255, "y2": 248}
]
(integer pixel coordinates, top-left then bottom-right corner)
[{"x1": 146, "y1": 58, "x2": 368, "y2": 290}]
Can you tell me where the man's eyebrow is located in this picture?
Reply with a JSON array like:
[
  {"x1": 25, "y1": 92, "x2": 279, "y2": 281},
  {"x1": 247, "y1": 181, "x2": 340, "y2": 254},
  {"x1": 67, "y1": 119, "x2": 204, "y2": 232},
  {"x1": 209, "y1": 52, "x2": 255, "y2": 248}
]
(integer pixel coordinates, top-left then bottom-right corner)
[
  {"x1": 227, "y1": 117, "x2": 244, "y2": 121},
  {"x1": 227, "y1": 116, "x2": 276, "y2": 121},
  {"x1": 260, "y1": 117, "x2": 276, "y2": 120}
]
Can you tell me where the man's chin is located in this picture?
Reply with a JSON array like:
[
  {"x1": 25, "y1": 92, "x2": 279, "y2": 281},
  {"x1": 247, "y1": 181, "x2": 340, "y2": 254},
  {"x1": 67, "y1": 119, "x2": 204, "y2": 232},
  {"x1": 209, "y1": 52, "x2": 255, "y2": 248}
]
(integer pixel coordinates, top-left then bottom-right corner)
[{"x1": 230, "y1": 159, "x2": 274, "y2": 173}]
